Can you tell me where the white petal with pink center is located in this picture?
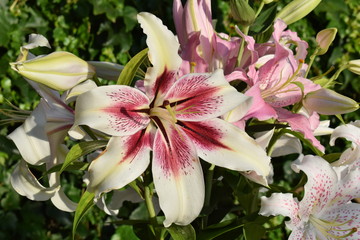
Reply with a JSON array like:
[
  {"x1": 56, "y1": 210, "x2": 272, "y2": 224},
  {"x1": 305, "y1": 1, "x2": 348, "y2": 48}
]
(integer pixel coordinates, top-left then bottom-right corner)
[
  {"x1": 152, "y1": 120, "x2": 204, "y2": 227},
  {"x1": 87, "y1": 129, "x2": 152, "y2": 197},
  {"x1": 179, "y1": 118, "x2": 271, "y2": 184},
  {"x1": 74, "y1": 85, "x2": 150, "y2": 137},
  {"x1": 165, "y1": 69, "x2": 251, "y2": 122}
]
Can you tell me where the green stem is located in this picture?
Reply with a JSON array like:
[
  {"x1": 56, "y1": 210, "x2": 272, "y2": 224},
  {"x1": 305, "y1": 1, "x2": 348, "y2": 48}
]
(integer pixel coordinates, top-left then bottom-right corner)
[
  {"x1": 256, "y1": 1, "x2": 265, "y2": 18},
  {"x1": 236, "y1": 26, "x2": 250, "y2": 67},
  {"x1": 305, "y1": 48, "x2": 319, "y2": 78},
  {"x1": 325, "y1": 64, "x2": 347, "y2": 88},
  {"x1": 145, "y1": 185, "x2": 161, "y2": 239},
  {"x1": 266, "y1": 128, "x2": 285, "y2": 157},
  {"x1": 202, "y1": 164, "x2": 215, "y2": 228}
]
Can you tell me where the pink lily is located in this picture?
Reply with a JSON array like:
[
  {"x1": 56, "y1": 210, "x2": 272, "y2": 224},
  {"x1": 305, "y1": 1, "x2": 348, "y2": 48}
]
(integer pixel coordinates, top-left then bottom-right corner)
[
  {"x1": 260, "y1": 155, "x2": 360, "y2": 239},
  {"x1": 173, "y1": 0, "x2": 241, "y2": 76},
  {"x1": 229, "y1": 20, "x2": 324, "y2": 151},
  {"x1": 72, "y1": 12, "x2": 271, "y2": 227}
]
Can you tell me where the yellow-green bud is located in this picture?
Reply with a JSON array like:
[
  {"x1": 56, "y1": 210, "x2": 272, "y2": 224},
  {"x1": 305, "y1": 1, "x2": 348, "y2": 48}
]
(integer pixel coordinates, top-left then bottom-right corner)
[
  {"x1": 316, "y1": 28, "x2": 337, "y2": 55},
  {"x1": 229, "y1": 0, "x2": 256, "y2": 26},
  {"x1": 303, "y1": 88, "x2": 359, "y2": 115},
  {"x1": 277, "y1": 0, "x2": 322, "y2": 25},
  {"x1": 11, "y1": 51, "x2": 95, "y2": 91},
  {"x1": 348, "y1": 59, "x2": 360, "y2": 75}
]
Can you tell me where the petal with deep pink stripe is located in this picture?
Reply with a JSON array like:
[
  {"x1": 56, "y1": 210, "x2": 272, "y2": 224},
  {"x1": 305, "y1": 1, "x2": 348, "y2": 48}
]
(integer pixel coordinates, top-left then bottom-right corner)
[
  {"x1": 137, "y1": 12, "x2": 181, "y2": 101},
  {"x1": 87, "y1": 128, "x2": 152, "y2": 198},
  {"x1": 165, "y1": 69, "x2": 250, "y2": 121},
  {"x1": 152, "y1": 119, "x2": 204, "y2": 227},
  {"x1": 179, "y1": 118, "x2": 271, "y2": 184},
  {"x1": 74, "y1": 85, "x2": 150, "y2": 136}
]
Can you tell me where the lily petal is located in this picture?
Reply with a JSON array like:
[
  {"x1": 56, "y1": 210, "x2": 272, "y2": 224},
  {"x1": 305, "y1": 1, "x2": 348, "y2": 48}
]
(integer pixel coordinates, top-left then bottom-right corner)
[
  {"x1": 87, "y1": 129, "x2": 151, "y2": 198},
  {"x1": 137, "y1": 12, "x2": 182, "y2": 100},
  {"x1": 330, "y1": 121, "x2": 360, "y2": 147},
  {"x1": 165, "y1": 69, "x2": 250, "y2": 121},
  {"x1": 73, "y1": 85, "x2": 150, "y2": 136},
  {"x1": 8, "y1": 101, "x2": 51, "y2": 165},
  {"x1": 291, "y1": 155, "x2": 338, "y2": 219},
  {"x1": 152, "y1": 120, "x2": 204, "y2": 227},
  {"x1": 10, "y1": 160, "x2": 58, "y2": 201},
  {"x1": 179, "y1": 118, "x2": 271, "y2": 183},
  {"x1": 259, "y1": 193, "x2": 301, "y2": 230}
]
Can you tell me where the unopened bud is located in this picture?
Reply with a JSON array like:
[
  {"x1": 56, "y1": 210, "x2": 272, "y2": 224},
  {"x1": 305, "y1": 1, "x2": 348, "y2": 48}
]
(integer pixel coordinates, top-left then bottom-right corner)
[
  {"x1": 316, "y1": 28, "x2": 337, "y2": 55},
  {"x1": 230, "y1": 0, "x2": 256, "y2": 26},
  {"x1": 11, "y1": 51, "x2": 95, "y2": 91},
  {"x1": 348, "y1": 59, "x2": 360, "y2": 75},
  {"x1": 277, "y1": 0, "x2": 321, "y2": 25},
  {"x1": 303, "y1": 88, "x2": 359, "y2": 115}
]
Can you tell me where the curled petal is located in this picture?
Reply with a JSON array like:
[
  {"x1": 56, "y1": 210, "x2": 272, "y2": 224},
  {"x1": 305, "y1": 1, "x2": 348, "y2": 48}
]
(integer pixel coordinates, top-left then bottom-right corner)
[
  {"x1": 179, "y1": 118, "x2": 271, "y2": 184},
  {"x1": 87, "y1": 129, "x2": 151, "y2": 198},
  {"x1": 166, "y1": 69, "x2": 250, "y2": 121},
  {"x1": 330, "y1": 121, "x2": 360, "y2": 147},
  {"x1": 10, "y1": 160, "x2": 58, "y2": 201},
  {"x1": 152, "y1": 120, "x2": 204, "y2": 227},
  {"x1": 73, "y1": 85, "x2": 150, "y2": 136},
  {"x1": 259, "y1": 193, "x2": 301, "y2": 230}
]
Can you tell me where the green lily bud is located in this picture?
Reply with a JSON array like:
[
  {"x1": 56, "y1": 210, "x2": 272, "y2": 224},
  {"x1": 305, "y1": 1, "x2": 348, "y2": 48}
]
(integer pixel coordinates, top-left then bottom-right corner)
[
  {"x1": 11, "y1": 51, "x2": 95, "y2": 91},
  {"x1": 229, "y1": 0, "x2": 256, "y2": 26},
  {"x1": 277, "y1": 0, "x2": 321, "y2": 25},
  {"x1": 316, "y1": 28, "x2": 337, "y2": 55},
  {"x1": 348, "y1": 59, "x2": 360, "y2": 75},
  {"x1": 303, "y1": 88, "x2": 359, "y2": 115}
]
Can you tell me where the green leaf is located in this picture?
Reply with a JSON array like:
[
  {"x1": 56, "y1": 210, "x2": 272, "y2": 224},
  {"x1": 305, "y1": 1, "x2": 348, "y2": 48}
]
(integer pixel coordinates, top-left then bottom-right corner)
[
  {"x1": 250, "y1": 3, "x2": 277, "y2": 34},
  {"x1": 72, "y1": 191, "x2": 95, "y2": 240},
  {"x1": 117, "y1": 48, "x2": 149, "y2": 85},
  {"x1": 167, "y1": 224, "x2": 196, "y2": 240},
  {"x1": 111, "y1": 225, "x2": 140, "y2": 240},
  {"x1": 197, "y1": 223, "x2": 244, "y2": 240},
  {"x1": 40, "y1": 162, "x2": 89, "y2": 179},
  {"x1": 243, "y1": 223, "x2": 266, "y2": 240},
  {"x1": 60, "y1": 140, "x2": 108, "y2": 174}
]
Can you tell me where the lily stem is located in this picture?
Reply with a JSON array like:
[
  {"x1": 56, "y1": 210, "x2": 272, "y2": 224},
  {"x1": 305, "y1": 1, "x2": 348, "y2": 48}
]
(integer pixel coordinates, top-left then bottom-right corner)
[
  {"x1": 203, "y1": 164, "x2": 216, "y2": 228},
  {"x1": 144, "y1": 185, "x2": 160, "y2": 238},
  {"x1": 236, "y1": 26, "x2": 250, "y2": 67}
]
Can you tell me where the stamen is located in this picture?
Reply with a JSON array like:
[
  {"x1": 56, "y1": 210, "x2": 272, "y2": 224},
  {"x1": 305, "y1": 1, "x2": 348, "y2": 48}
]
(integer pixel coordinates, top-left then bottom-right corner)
[
  {"x1": 190, "y1": 62, "x2": 196, "y2": 73},
  {"x1": 261, "y1": 59, "x2": 304, "y2": 99},
  {"x1": 309, "y1": 215, "x2": 357, "y2": 239}
]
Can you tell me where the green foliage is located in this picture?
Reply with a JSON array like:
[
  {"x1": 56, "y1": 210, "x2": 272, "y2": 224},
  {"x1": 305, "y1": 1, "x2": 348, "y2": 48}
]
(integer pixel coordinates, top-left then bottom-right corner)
[{"x1": 0, "y1": 0, "x2": 359, "y2": 240}]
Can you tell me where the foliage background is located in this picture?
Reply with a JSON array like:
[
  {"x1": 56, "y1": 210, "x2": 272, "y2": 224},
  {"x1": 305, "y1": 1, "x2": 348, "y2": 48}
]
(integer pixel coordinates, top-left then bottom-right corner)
[{"x1": 0, "y1": 0, "x2": 359, "y2": 239}]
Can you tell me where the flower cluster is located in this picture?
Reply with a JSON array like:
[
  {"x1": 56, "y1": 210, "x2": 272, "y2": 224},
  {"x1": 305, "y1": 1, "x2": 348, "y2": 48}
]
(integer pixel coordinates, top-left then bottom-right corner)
[{"x1": 4, "y1": 0, "x2": 360, "y2": 239}]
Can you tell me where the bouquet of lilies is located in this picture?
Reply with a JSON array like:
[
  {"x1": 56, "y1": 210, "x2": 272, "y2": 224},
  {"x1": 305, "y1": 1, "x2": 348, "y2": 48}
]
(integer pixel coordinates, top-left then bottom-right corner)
[{"x1": 5, "y1": 0, "x2": 360, "y2": 239}]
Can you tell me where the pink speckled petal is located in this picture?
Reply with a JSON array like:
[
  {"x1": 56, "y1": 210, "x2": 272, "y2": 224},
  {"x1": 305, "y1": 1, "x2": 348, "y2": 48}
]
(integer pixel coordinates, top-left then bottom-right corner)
[
  {"x1": 87, "y1": 129, "x2": 152, "y2": 198},
  {"x1": 259, "y1": 193, "x2": 301, "y2": 230},
  {"x1": 321, "y1": 202, "x2": 360, "y2": 239},
  {"x1": 73, "y1": 85, "x2": 150, "y2": 136},
  {"x1": 152, "y1": 119, "x2": 204, "y2": 227},
  {"x1": 165, "y1": 69, "x2": 249, "y2": 121},
  {"x1": 292, "y1": 155, "x2": 338, "y2": 220},
  {"x1": 330, "y1": 168, "x2": 360, "y2": 207},
  {"x1": 179, "y1": 118, "x2": 271, "y2": 183},
  {"x1": 288, "y1": 228, "x2": 316, "y2": 240}
]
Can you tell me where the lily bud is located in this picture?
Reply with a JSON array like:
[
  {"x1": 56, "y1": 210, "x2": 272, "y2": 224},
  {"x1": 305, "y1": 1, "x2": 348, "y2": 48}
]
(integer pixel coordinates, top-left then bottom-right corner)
[
  {"x1": 347, "y1": 59, "x2": 360, "y2": 75},
  {"x1": 277, "y1": 0, "x2": 321, "y2": 25},
  {"x1": 229, "y1": 0, "x2": 256, "y2": 26},
  {"x1": 316, "y1": 28, "x2": 337, "y2": 55},
  {"x1": 11, "y1": 51, "x2": 95, "y2": 91},
  {"x1": 263, "y1": 0, "x2": 274, "y2": 4},
  {"x1": 303, "y1": 88, "x2": 359, "y2": 115}
]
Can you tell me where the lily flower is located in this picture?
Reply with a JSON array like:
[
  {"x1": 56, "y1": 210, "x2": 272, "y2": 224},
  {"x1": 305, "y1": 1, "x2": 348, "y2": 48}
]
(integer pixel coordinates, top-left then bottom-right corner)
[
  {"x1": 8, "y1": 80, "x2": 96, "y2": 211},
  {"x1": 259, "y1": 155, "x2": 360, "y2": 239},
  {"x1": 72, "y1": 12, "x2": 271, "y2": 227}
]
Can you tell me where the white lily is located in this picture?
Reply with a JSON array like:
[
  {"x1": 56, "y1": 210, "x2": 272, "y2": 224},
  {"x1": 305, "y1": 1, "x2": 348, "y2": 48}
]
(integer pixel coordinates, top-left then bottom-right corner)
[{"x1": 259, "y1": 155, "x2": 360, "y2": 239}]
